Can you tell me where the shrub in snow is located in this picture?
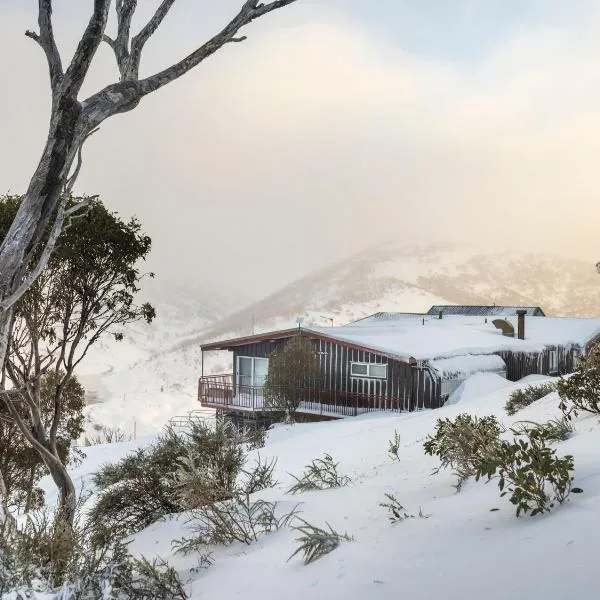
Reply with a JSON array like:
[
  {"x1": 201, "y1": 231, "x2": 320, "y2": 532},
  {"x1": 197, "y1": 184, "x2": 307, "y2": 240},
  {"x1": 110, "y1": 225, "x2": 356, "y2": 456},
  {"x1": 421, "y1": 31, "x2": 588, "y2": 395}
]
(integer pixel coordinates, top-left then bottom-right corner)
[
  {"x1": 287, "y1": 453, "x2": 352, "y2": 494},
  {"x1": 423, "y1": 414, "x2": 503, "y2": 492},
  {"x1": 239, "y1": 454, "x2": 279, "y2": 495},
  {"x1": 379, "y1": 493, "x2": 412, "y2": 523},
  {"x1": 379, "y1": 494, "x2": 431, "y2": 524},
  {"x1": 511, "y1": 417, "x2": 574, "y2": 443},
  {"x1": 475, "y1": 424, "x2": 578, "y2": 517},
  {"x1": 90, "y1": 421, "x2": 249, "y2": 539},
  {"x1": 0, "y1": 494, "x2": 189, "y2": 599},
  {"x1": 288, "y1": 518, "x2": 353, "y2": 565},
  {"x1": 504, "y1": 382, "x2": 557, "y2": 416},
  {"x1": 82, "y1": 425, "x2": 133, "y2": 446},
  {"x1": 174, "y1": 492, "x2": 299, "y2": 552},
  {"x1": 558, "y1": 347, "x2": 600, "y2": 417},
  {"x1": 387, "y1": 430, "x2": 401, "y2": 461}
]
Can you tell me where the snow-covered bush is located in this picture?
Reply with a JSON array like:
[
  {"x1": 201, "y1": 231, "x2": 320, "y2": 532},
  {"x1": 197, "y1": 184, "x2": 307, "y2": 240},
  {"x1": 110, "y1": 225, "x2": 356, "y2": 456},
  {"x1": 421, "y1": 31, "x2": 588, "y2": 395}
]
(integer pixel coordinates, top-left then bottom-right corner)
[
  {"x1": 558, "y1": 347, "x2": 600, "y2": 416},
  {"x1": 511, "y1": 417, "x2": 574, "y2": 443},
  {"x1": 174, "y1": 492, "x2": 299, "y2": 553},
  {"x1": 90, "y1": 421, "x2": 249, "y2": 539},
  {"x1": 505, "y1": 382, "x2": 556, "y2": 415},
  {"x1": 423, "y1": 414, "x2": 503, "y2": 492},
  {"x1": 288, "y1": 518, "x2": 353, "y2": 565},
  {"x1": 0, "y1": 496, "x2": 189, "y2": 599},
  {"x1": 475, "y1": 424, "x2": 579, "y2": 517},
  {"x1": 287, "y1": 453, "x2": 352, "y2": 494}
]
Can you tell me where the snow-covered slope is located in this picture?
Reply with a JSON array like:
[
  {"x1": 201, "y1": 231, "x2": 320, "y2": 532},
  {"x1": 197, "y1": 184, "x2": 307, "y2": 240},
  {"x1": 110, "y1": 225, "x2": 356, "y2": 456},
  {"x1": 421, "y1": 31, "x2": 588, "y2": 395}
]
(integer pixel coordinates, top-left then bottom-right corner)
[
  {"x1": 40, "y1": 375, "x2": 600, "y2": 600},
  {"x1": 75, "y1": 278, "x2": 244, "y2": 437}
]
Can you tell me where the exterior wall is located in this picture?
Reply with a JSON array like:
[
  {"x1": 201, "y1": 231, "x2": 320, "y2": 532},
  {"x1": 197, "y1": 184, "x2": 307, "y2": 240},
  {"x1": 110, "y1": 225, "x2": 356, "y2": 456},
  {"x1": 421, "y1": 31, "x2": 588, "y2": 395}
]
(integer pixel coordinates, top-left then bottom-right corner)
[
  {"x1": 231, "y1": 335, "x2": 443, "y2": 411},
  {"x1": 498, "y1": 345, "x2": 576, "y2": 381},
  {"x1": 227, "y1": 338, "x2": 583, "y2": 415}
]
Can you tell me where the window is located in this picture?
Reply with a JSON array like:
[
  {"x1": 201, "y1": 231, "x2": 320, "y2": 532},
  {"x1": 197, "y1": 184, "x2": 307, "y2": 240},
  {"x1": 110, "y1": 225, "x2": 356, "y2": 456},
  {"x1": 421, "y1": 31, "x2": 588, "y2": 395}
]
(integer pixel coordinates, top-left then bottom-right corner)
[
  {"x1": 236, "y1": 356, "x2": 269, "y2": 388},
  {"x1": 350, "y1": 362, "x2": 387, "y2": 379},
  {"x1": 549, "y1": 349, "x2": 558, "y2": 373}
]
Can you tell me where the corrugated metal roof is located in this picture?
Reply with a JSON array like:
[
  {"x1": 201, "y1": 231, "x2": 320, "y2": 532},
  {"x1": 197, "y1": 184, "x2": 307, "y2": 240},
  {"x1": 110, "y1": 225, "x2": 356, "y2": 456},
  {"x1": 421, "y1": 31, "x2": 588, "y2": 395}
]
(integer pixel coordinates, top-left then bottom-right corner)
[{"x1": 426, "y1": 305, "x2": 546, "y2": 317}]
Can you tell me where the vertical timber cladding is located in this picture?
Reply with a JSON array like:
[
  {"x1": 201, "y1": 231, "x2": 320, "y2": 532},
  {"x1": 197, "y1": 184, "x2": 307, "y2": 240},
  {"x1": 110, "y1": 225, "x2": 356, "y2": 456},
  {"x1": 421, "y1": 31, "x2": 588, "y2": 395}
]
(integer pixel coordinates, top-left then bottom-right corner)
[
  {"x1": 233, "y1": 335, "x2": 445, "y2": 411},
  {"x1": 498, "y1": 344, "x2": 576, "y2": 381}
]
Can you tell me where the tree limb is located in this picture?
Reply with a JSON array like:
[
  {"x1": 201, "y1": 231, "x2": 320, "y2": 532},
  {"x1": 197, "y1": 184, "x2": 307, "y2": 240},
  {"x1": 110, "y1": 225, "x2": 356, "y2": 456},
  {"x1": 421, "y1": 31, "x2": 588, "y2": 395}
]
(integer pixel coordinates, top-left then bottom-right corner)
[
  {"x1": 0, "y1": 131, "x2": 96, "y2": 313},
  {"x1": 137, "y1": 0, "x2": 298, "y2": 96},
  {"x1": 25, "y1": 0, "x2": 64, "y2": 92},
  {"x1": 63, "y1": 0, "x2": 112, "y2": 96}
]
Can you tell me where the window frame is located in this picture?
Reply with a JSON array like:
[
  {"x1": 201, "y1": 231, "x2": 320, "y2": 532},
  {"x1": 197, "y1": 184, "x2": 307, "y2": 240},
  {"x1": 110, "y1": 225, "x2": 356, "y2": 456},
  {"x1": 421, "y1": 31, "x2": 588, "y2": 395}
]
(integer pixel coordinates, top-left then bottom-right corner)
[
  {"x1": 350, "y1": 361, "x2": 388, "y2": 379},
  {"x1": 236, "y1": 356, "x2": 269, "y2": 388},
  {"x1": 548, "y1": 348, "x2": 558, "y2": 374}
]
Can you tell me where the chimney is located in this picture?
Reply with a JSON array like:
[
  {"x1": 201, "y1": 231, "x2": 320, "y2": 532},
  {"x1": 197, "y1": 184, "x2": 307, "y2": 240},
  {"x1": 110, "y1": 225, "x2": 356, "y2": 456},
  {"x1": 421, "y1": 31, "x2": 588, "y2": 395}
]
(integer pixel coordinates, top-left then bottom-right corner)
[
  {"x1": 516, "y1": 310, "x2": 526, "y2": 340},
  {"x1": 438, "y1": 310, "x2": 443, "y2": 320}
]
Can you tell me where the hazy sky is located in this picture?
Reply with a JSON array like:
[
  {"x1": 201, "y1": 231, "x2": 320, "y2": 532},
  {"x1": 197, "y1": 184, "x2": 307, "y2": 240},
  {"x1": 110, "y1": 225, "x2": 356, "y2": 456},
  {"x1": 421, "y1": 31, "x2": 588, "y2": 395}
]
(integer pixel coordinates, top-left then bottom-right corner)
[{"x1": 1, "y1": 1, "x2": 600, "y2": 300}]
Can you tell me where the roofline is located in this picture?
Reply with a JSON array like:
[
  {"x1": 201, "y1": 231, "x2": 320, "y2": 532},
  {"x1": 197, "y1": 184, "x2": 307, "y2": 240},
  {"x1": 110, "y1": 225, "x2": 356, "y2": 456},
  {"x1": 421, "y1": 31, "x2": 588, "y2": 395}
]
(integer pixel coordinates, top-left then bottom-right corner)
[{"x1": 201, "y1": 327, "x2": 414, "y2": 363}]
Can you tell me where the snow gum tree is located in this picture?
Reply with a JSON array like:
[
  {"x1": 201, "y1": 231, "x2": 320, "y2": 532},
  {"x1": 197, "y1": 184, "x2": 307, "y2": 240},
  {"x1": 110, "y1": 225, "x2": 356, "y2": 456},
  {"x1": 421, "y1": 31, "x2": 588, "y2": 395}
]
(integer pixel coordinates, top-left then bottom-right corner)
[
  {"x1": 0, "y1": 0, "x2": 299, "y2": 526},
  {"x1": 0, "y1": 195, "x2": 154, "y2": 526}
]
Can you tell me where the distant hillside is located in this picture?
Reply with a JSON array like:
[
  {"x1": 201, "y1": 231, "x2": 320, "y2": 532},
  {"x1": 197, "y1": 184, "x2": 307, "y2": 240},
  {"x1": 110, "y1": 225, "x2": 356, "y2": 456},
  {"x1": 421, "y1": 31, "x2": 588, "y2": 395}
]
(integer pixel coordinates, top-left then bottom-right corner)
[{"x1": 200, "y1": 241, "x2": 600, "y2": 343}]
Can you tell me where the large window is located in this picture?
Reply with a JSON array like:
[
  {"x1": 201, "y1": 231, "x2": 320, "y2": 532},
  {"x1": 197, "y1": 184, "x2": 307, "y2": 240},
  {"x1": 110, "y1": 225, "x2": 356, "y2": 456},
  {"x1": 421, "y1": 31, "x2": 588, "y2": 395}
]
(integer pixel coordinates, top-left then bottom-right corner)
[
  {"x1": 236, "y1": 356, "x2": 269, "y2": 388},
  {"x1": 350, "y1": 362, "x2": 387, "y2": 379}
]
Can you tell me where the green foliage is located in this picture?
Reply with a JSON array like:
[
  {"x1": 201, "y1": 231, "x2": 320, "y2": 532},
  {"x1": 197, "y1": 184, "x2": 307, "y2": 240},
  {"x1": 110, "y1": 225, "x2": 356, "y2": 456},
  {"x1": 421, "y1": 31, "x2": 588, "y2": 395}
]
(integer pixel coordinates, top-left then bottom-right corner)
[
  {"x1": 175, "y1": 492, "x2": 299, "y2": 553},
  {"x1": 387, "y1": 429, "x2": 401, "y2": 461},
  {"x1": 287, "y1": 453, "x2": 352, "y2": 494},
  {"x1": 0, "y1": 371, "x2": 85, "y2": 511},
  {"x1": 112, "y1": 555, "x2": 188, "y2": 600},
  {"x1": 90, "y1": 421, "x2": 251, "y2": 540},
  {"x1": 240, "y1": 454, "x2": 279, "y2": 495},
  {"x1": 263, "y1": 335, "x2": 322, "y2": 422},
  {"x1": 423, "y1": 414, "x2": 503, "y2": 492},
  {"x1": 475, "y1": 424, "x2": 576, "y2": 517},
  {"x1": 558, "y1": 346, "x2": 600, "y2": 417},
  {"x1": 288, "y1": 518, "x2": 353, "y2": 565},
  {"x1": 0, "y1": 497, "x2": 188, "y2": 599},
  {"x1": 505, "y1": 382, "x2": 557, "y2": 415},
  {"x1": 511, "y1": 417, "x2": 574, "y2": 443}
]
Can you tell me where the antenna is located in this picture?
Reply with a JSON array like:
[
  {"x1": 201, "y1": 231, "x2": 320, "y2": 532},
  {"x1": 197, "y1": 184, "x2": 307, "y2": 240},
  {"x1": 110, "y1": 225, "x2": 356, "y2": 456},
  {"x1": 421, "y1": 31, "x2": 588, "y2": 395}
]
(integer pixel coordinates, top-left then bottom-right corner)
[
  {"x1": 320, "y1": 315, "x2": 334, "y2": 327},
  {"x1": 295, "y1": 316, "x2": 304, "y2": 332}
]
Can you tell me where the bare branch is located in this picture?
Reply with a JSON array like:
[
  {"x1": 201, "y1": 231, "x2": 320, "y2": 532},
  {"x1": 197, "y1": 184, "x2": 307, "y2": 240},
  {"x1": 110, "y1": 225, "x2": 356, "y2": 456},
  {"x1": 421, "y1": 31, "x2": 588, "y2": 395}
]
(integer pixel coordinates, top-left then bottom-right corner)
[
  {"x1": 25, "y1": 0, "x2": 64, "y2": 91},
  {"x1": 137, "y1": 0, "x2": 298, "y2": 96},
  {"x1": 104, "y1": 0, "x2": 137, "y2": 79},
  {"x1": 126, "y1": 0, "x2": 177, "y2": 79},
  {"x1": 63, "y1": 0, "x2": 111, "y2": 96}
]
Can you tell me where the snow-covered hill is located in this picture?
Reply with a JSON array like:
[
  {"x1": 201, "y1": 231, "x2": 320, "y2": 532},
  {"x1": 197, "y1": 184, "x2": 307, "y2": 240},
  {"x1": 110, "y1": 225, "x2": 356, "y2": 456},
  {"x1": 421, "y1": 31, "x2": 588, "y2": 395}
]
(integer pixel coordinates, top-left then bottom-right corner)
[
  {"x1": 40, "y1": 374, "x2": 600, "y2": 600},
  {"x1": 195, "y1": 241, "x2": 599, "y2": 345}
]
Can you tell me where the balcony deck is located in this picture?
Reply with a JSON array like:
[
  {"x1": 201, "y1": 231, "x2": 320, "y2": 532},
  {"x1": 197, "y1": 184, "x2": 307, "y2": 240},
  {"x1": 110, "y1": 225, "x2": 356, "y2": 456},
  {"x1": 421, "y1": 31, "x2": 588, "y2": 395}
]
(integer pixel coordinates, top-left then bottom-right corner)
[{"x1": 198, "y1": 374, "x2": 404, "y2": 418}]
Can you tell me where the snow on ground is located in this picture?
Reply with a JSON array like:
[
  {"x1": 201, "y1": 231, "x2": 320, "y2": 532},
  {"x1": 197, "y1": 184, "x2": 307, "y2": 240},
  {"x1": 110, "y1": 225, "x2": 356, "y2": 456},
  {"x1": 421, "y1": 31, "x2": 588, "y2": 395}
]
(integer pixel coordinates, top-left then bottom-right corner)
[{"x1": 38, "y1": 373, "x2": 600, "y2": 600}]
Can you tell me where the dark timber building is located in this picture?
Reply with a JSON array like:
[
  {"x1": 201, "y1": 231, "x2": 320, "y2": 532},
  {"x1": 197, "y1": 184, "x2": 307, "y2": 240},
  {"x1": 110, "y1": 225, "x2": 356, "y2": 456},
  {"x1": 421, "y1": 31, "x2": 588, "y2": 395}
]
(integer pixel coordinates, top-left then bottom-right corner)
[{"x1": 198, "y1": 305, "x2": 600, "y2": 424}]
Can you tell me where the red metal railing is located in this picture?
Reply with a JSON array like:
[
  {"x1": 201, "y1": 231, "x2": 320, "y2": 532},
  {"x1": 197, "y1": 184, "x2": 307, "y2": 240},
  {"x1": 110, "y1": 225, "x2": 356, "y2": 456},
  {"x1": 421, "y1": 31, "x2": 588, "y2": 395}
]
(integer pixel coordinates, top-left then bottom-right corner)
[{"x1": 198, "y1": 374, "x2": 406, "y2": 417}]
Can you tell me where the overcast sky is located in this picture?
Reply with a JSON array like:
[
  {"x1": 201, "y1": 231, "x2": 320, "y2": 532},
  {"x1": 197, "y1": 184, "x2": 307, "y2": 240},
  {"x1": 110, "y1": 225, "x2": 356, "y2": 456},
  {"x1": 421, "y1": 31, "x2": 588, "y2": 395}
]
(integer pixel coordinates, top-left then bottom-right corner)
[{"x1": 1, "y1": 1, "x2": 600, "y2": 300}]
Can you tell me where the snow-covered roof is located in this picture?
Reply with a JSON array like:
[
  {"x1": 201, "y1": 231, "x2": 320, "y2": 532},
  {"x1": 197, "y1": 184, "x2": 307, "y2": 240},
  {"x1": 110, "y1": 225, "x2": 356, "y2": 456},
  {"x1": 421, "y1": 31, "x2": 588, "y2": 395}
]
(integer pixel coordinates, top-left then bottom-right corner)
[
  {"x1": 306, "y1": 314, "x2": 600, "y2": 361},
  {"x1": 427, "y1": 305, "x2": 545, "y2": 317}
]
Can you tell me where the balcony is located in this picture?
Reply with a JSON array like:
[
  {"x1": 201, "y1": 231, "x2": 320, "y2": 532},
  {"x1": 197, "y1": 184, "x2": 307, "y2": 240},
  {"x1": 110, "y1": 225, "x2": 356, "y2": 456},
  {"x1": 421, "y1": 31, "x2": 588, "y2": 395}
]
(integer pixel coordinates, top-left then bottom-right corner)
[{"x1": 198, "y1": 374, "x2": 403, "y2": 418}]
